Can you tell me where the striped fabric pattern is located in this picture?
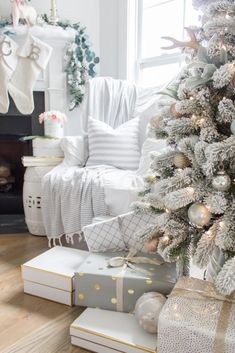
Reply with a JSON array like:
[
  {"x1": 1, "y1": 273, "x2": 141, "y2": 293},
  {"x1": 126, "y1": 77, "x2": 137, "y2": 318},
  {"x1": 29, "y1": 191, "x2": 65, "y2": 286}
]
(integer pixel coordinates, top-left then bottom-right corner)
[{"x1": 86, "y1": 117, "x2": 140, "y2": 170}]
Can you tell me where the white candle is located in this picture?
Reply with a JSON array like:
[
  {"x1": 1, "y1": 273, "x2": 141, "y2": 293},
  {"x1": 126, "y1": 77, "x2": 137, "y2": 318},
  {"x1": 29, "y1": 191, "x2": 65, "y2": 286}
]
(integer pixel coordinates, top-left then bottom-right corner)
[{"x1": 50, "y1": 0, "x2": 59, "y2": 25}]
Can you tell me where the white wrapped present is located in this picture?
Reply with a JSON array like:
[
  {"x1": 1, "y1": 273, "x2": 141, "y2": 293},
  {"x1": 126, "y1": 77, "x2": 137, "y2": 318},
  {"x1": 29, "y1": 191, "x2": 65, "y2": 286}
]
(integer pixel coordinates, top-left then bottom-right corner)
[
  {"x1": 83, "y1": 211, "x2": 158, "y2": 252},
  {"x1": 21, "y1": 246, "x2": 88, "y2": 306},
  {"x1": 70, "y1": 308, "x2": 158, "y2": 353},
  {"x1": 158, "y1": 277, "x2": 235, "y2": 353}
]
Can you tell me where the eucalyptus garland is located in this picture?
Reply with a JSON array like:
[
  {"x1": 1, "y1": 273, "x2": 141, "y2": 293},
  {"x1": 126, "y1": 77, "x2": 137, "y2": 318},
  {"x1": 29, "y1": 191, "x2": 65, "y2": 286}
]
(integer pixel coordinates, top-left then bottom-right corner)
[
  {"x1": 0, "y1": 16, "x2": 99, "y2": 111},
  {"x1": 42, "y1": 15, "x2": 100, "y2": 110}
]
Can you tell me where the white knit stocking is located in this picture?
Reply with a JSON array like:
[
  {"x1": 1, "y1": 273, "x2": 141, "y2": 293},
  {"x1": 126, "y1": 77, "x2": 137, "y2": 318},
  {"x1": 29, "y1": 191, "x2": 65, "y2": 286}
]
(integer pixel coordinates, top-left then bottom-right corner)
[
  {"x1": 8, "y1": 35, "x2": 53, "y2": 115},
  {"x1": 0, "y1": 36, "x2": 18, "y2": 114}
]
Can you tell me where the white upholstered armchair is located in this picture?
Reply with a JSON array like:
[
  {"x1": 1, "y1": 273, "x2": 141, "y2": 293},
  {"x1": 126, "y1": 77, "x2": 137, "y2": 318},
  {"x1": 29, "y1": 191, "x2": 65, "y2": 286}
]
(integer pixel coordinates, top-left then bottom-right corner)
[{"x1": 41, "y1": 77, "x2": 164, "y2": 245}]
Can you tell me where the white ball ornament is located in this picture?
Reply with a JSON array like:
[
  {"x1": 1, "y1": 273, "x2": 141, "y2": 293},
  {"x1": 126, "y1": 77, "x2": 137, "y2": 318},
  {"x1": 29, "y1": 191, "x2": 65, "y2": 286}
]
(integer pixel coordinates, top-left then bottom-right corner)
[
  {"x1": 188, "y1": 203, "x2": 212, "y2": 227},
  {"x1": 134, "y1": 292, "x2": 166, "y2": 333},
  {"x1": 212, "y1": 171, "x2": 231, "y2": 192},
  {"x1": 231, "y1": 120, "x2": 235, "y2": 135}
]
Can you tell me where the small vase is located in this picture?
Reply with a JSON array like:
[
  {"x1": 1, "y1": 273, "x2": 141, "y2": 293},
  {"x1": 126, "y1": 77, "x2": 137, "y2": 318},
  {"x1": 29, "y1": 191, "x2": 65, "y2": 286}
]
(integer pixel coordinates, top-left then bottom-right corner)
[
  {"x1": 206, "y1": 246, "x2": 225, "y2": 282},
  {"x1": 44, "y1": 119, "x2": 64, "y2": 138}
]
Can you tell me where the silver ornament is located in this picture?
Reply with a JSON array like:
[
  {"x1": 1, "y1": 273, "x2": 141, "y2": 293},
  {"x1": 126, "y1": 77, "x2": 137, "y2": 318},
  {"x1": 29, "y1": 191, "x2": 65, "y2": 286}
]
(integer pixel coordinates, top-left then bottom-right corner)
[
  {"x1": 188, "y1": 203, "x2": 212, "y2": 227},
  {"x1": 231, "y1": 120, "x2": 235, "y2": 135},
  {"x1": 212, "y1": 171, "x2": 231, "y2": 192},
  {"x1": 134, "y1": 292, "x2": 166, "y2": 333}
]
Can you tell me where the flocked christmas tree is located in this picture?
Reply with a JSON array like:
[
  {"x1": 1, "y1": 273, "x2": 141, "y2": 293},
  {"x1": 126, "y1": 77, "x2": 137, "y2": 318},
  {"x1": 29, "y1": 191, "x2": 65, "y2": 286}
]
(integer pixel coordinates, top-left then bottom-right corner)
[{"x1": 134, "y1": 0, "x2": 235, "y2": 295}]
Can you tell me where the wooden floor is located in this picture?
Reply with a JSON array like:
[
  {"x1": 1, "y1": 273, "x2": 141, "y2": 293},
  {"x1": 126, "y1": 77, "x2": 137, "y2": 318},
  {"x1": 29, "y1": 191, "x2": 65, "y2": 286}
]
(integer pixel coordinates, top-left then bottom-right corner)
[{"x1": 0, "y1": 233, "x2": 91, "y2": 353}]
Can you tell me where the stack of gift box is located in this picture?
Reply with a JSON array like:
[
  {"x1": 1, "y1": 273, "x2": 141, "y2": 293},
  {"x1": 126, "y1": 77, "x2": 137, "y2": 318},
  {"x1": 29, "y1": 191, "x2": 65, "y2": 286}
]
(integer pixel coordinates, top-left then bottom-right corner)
[{"x1": 21, "y1": 213, "x2": 235, "y2": 353}]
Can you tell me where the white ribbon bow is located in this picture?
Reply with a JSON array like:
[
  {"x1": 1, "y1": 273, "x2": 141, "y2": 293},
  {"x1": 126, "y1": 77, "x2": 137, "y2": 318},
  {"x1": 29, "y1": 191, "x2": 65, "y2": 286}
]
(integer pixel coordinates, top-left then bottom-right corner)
[{"x1": 107, "y1": 248, "x2": 164, "y2": 275}]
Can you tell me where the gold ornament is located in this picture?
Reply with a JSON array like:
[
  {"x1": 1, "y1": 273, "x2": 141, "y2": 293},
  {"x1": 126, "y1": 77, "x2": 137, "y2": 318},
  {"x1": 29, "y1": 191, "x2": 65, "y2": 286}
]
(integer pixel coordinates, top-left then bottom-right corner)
[
  {"x1": 174, "y1": 152, "x2": 190, "y2": 168},
  {"x1": 212, "y1": 171, "x2": 231, "y2": 192},
  {"x1": 170, "y1": 103, "x2": 183, "y2": 118},
  {"x1": 144, "y1": 237, "x2": 159, "y2": 253},
  {"x1": 188, "y1": 203, "x2": 212, "y2": 227}
]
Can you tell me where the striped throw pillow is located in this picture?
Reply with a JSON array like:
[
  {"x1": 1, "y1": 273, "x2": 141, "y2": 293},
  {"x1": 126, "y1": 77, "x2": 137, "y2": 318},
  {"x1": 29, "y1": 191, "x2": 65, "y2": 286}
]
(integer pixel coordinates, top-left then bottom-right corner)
[{"x1": 86, "y1": 117, "x2": 140, "y2": 170}]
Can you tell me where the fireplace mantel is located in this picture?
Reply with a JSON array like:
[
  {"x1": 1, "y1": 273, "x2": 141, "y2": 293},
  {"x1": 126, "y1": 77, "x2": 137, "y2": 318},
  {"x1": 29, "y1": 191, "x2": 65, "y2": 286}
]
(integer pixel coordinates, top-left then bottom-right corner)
[{"x1": 5, "y1": 25, "x2": 75, "y2": 123}]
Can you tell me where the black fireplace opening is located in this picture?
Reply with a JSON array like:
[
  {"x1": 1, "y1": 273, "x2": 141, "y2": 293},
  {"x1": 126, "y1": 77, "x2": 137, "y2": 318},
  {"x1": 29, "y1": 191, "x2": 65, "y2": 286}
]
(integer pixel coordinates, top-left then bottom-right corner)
[{"x1": 0, "y1": 92, "x2": 44, "y2": 233}]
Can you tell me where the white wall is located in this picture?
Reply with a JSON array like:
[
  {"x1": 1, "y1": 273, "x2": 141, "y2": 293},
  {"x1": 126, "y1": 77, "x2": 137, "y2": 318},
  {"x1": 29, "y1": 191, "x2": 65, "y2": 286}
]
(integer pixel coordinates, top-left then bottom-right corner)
[
  {"x1": 99, "y1": 0, "x2": 118, "y2": 78},
  {"x1": 99, "y1": 0, "x2": 128, "y2": 79}
]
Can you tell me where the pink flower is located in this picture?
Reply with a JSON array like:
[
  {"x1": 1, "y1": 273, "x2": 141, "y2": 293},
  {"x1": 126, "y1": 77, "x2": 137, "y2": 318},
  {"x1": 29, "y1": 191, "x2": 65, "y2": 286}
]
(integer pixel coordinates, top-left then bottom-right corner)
[
  {"x1": 38, "y1": 113, "x2": 45, "y2": 124},
  {"x1": 38, "y1": 111, "x2": 67, "y2": 124},
  {"x1": 51, "y1": 114, "x2": 58, "y2": 121}
]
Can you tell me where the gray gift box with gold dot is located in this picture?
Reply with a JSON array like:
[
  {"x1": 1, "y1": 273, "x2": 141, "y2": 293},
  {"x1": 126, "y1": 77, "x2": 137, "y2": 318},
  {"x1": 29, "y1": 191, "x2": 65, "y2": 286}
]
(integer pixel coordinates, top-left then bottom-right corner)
[{"x1": 75, "y1": 251, "x2": 177, "y2": 313}]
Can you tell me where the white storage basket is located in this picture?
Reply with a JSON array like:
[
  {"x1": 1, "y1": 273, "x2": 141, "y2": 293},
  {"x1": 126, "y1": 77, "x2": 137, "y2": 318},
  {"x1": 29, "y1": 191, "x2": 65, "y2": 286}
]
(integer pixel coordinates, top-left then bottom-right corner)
[{"x1": 23, "y1": 167, "x2": 53, "y2": 236}]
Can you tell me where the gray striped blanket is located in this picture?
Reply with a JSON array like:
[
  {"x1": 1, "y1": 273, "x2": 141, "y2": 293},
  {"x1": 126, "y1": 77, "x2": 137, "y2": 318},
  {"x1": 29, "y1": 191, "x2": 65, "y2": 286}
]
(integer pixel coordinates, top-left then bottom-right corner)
[{"x1": 41, "y1": 163, "x2": 109, "y2": 245}]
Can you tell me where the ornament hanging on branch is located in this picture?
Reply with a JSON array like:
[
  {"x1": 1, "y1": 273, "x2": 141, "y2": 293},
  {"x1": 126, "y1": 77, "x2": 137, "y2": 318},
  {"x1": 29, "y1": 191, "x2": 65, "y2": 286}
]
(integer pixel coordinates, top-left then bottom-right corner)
[
  {"x1": 212, "y1": 170, "x2": 231, "y2": 192},
  {"x1": 174, "y1": 152, "x2": 191, "y2": 169},
  {"x1": 188, "y1": 203, "x2": 212, "y2": 228},
  {"x1": 145, "y1": 237, "x2": 160, "y2": 253},
  {"x1": 170, "y1": 103, "x2": 183, "y2": 118}
]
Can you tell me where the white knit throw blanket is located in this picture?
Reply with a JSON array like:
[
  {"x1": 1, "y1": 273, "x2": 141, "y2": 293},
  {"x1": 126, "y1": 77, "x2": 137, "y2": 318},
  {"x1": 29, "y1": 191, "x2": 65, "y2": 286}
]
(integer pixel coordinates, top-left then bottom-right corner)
[{"x1": 41, "y1": 163, "x2": 109, "y2": 245}]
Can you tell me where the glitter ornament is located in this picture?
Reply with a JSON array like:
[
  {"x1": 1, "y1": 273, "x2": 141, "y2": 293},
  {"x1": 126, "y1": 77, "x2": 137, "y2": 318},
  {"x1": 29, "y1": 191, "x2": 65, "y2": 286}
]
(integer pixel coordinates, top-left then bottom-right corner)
[
  {"x1": 174, "y1": 152, "x2": 191, "y2": 168},
  {"x1": 145, "y1": 237, "x2": 159, "y2": 253},
  {"x1": 170, "y1": 103, "x2": 183, "y2": 118},
  {"x1": 135, "y1": 292, "x2": 166, "y2": 333},
  {"x1": 188, "y1": 203, "x2": 212, "y2": 227},
  {"x1": 212, "y1": 171, "x2": 231, "y2": 192}
]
